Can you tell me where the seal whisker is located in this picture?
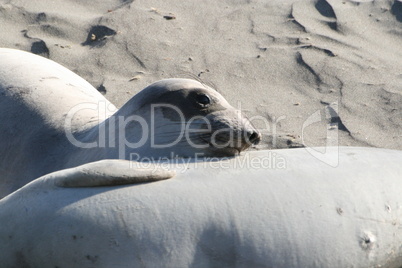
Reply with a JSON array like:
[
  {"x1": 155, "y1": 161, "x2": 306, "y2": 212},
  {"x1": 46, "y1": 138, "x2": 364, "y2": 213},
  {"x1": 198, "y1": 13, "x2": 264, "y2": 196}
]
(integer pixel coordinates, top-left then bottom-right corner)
[{"x1": 152, "y1": 122, "x2": 208, "y2": 130}]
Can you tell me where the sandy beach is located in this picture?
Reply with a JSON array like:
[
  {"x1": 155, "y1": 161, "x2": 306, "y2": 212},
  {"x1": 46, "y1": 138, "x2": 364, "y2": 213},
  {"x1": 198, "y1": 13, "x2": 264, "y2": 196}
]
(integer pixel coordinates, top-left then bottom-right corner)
[{"x1": 0, "y1": 0, "x2": 401, "y2": 150}]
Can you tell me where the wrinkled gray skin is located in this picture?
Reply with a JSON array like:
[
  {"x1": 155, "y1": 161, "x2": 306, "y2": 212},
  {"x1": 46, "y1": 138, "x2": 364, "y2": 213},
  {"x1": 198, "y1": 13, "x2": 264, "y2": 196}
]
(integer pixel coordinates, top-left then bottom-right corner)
[
  {"x1": 0, "y1": 48, "x2": 260, "y2": 198},
  {"x1": 0, "y1": 147, "x2": 401, "y2": 268}
]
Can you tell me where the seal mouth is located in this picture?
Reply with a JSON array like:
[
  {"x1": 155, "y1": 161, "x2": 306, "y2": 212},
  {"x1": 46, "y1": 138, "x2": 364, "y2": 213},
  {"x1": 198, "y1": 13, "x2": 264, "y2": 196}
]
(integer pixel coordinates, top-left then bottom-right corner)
[{"x1": 200, "y1": 136, "x2": 243, "y2": 157}]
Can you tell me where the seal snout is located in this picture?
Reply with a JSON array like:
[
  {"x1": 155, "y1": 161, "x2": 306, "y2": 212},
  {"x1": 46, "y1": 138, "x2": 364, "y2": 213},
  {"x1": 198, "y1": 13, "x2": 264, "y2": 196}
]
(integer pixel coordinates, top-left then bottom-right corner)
[
  {"x1": 203, "y1": 112, "x2": 261, "y2": 156},
  {"x1": 246, "y1": 129, "x2": 262, "y2": 145}
]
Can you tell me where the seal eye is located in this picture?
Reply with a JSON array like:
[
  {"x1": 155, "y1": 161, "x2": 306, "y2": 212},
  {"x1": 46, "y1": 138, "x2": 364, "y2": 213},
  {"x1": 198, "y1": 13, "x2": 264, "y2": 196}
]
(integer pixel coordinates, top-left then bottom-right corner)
[{"x1": 196, "y1": 94, "x2": 211, "y2": 107}]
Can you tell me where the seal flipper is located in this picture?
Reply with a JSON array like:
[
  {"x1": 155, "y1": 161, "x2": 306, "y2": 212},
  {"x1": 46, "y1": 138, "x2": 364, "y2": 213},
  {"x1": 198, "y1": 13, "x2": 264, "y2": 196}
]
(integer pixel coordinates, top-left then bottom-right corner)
[{"x1": 52, "y1": 160, "x2": 175, "y2": 188}]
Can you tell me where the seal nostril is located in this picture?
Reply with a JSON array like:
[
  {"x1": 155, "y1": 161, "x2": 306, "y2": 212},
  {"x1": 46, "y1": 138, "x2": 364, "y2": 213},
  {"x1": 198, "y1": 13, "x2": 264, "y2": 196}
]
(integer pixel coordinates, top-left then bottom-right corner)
[{"x1": 248, "y1": 131, "x2": 261, "y2": 145}]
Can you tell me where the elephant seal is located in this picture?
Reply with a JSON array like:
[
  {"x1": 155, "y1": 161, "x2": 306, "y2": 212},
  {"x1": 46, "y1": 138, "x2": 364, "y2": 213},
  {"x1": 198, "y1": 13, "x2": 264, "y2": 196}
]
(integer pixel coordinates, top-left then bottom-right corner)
[
  {"x1": 1, "y1": 147, "x2": 402, "y2": 267},
  {"x1": 0, "y1": 48, "x2": 260, "y2": 198}
]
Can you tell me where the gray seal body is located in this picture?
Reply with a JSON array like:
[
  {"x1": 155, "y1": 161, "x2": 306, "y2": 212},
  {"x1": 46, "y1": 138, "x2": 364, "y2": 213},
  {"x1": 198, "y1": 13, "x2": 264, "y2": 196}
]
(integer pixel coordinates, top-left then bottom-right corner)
[
  {"x1": 0, "y1": 147, "x2": 401, "y2": 267},
  {"x1": 0, "y1": 48, "x2": 260, "y2": 198}
]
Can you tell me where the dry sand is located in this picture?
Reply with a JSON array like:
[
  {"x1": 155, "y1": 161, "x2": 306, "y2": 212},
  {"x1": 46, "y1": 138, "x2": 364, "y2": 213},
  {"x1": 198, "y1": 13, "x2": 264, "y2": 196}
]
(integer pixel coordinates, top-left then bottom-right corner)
[{"x1": 0, "y1": 0, "x2": 401, "y2": 150}]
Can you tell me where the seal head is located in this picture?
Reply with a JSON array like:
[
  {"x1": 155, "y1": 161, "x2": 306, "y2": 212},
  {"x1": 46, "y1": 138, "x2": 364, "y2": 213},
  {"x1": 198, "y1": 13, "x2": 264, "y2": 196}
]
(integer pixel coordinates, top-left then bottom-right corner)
[{"x1": 113, "y1": 79, "x2": 261, "y2": 159}]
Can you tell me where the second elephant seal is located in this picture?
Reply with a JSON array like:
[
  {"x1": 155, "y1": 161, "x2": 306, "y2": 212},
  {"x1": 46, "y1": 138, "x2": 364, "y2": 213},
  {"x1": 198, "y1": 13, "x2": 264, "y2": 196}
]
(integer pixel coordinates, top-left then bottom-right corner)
[{"x1": 0, "y1": 48, "x2": 260, "y2": 198}]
